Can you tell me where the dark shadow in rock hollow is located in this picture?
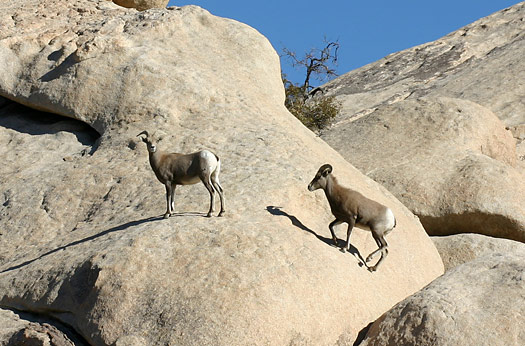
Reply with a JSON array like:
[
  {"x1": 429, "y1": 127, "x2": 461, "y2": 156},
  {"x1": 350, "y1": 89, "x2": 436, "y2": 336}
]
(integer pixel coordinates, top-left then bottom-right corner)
[
  {"x1": 5, "y1": 306, "x2": 89, "y2": 346},
  {"x1": 0, "y1": 216, "x2": 163, "y2": 274},
  {"x1": 0, "y1": 99, "x2": 100, "y2": 150},
  {"x1": 353, "y1": 321, "x2": 374, "y2": 346},
  {"x1": 266, "y1": 206, "x2": 367, "y2": 267}
]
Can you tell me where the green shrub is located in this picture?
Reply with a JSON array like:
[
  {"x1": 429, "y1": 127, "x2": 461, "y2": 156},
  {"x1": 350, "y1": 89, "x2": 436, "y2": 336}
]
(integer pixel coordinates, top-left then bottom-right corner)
[{"x1": 283, "y1": 77, "x2": 341, "y2": 132}]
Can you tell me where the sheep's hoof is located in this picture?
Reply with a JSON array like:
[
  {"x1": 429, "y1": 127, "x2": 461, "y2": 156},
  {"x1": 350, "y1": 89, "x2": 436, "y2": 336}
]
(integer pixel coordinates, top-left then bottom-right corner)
[
  {"x1": 206, "y1": 213, "x2": 213, "y2": 218},
  {"x1": 163, "y1": 213, "x2": 171, "y2": 219},
  {"x1": 367, "y1": 266, "x2": 377, "y2": 272},
  {"x1": 218, "y1": 211, "x2": 225, "y2": 217}
]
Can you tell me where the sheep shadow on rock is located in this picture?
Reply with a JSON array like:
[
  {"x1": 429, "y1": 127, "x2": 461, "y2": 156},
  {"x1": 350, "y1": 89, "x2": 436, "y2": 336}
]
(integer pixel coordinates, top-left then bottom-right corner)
[
  {"x1": 0, "y1": 216, "x2": 163, "y2": 274},
  {"x1": 265, "y1": 206, "x2": 367, "y2": 268}
]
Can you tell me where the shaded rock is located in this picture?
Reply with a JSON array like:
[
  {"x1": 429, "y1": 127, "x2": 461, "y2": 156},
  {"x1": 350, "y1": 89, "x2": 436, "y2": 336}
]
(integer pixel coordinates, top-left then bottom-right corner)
[
  {"x1": 360, "y1": 253, "x2": 525, "y2": 346},
  {"x1": 112, "y1": 0, "x2": 169, "y2": 11},
  {"x1": 0, "y1": 1, "x2": 443, "y2": 345},
  {"x1": 0, "y1": 308, "x2": 78, "y2": 346},
  {"x1": 321, "y1": 97, "x2": 525, "y2": 242},
  {"x1": 8, "y1": 326, "x2": 74, "y2": 346},
  {"x1": 0, "y1": 309, "x2": 28, "y2": 344},
  {"x1": 432, "y1": 233, "x2": 525, "y2": 271}
]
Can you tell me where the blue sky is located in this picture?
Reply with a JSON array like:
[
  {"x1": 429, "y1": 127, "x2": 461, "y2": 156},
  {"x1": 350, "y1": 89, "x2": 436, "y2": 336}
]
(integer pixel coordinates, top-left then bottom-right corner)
[{"x1": 167, "y1": 1, "x2": 522, "y2": 87}]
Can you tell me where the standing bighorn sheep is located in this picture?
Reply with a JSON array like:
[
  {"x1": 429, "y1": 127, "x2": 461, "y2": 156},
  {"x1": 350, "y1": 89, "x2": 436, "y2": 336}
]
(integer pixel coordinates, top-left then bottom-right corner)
[
  {"x1": 308, "y1": 164, "x2": 396, "y2": 272},
  {"x1": 137, "y1": 131, "x2": 225, "y2": 218}
]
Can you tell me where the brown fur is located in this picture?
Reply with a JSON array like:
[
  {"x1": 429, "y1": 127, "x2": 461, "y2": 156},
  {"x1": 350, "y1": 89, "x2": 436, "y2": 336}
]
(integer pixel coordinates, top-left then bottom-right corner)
[
  {"x1": 138, "y1": 131, "x2": 225, "y2": 218},
  {"x1": 308, "y1": 164, "x2": 395, "y2": 271}
]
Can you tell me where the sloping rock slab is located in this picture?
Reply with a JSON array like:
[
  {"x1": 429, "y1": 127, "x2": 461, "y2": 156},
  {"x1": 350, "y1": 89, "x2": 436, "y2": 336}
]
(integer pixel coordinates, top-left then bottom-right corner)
[
  {"x1": 321, "y1": 2, "x2": 525, "y2": 128},
  {"x1": 360, "y1": 253, "x2": 525, "y2": 346}
]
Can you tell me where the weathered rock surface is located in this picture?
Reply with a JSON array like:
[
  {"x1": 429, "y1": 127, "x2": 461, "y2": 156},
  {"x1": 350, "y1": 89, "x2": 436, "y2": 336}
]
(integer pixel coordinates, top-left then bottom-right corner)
[
  {"x1": 0, "y1": 1, "x2": 443, "y2": 345},
  {"x1": 360, "y1": 253, "x2": 525, "y2": 346},
  {"x1": 321, "y1": 96, "x2": 525, "y2": 241},
  {"x1": 432, "y1": 233, "x2": 525, "y2": 271},
  {"x1": 322, "y1": 2, "x2": 525, "y2": 128},
  {"x1": 0, "y1": 0, "x2": 283, "y2": 134},
  {"x1": 112, "y1": 0, "x2": 169, "y2": 11}
]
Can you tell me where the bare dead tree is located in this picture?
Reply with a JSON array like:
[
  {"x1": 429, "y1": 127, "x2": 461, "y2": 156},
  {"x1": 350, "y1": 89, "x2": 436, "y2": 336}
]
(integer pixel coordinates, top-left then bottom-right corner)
[{"x1": 282, "y1": 38, "x2": 340, "y2": 98}]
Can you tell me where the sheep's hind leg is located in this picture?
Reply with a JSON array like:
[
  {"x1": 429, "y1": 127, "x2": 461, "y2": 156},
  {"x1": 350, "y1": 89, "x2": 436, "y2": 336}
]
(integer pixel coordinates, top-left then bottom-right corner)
[
  {"x1": 211, "y1": 174, "x2": 225, "y2": 217},
  {"x1": 366, "y1": 235, "x2": 383, "y2": 262},
  {"x1": 203, "y1": 180, "x2": 216, "y2": 217},
  {"x1": 367, "y1": 233, "x2": 388, "y2": 272}
]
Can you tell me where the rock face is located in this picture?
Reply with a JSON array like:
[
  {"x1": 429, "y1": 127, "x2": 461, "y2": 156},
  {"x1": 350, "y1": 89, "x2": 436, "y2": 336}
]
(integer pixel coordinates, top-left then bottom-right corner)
[
  {"x1": 321, "y1": 2, "x2": 525, "y2": 128},
  {"x1": 0, "y1": 0, "x2": 282, "y2": 134},
  {"x1": 112, "y1": 0, "x2": 169, "y2": 11},
  {"x1": 0, "y1": 1, "x2": 443, "y2": 345},
  {"x1": 320, "y1": 3, "x2": 525, "y2": 241},
  {"x1": 360, "y1": 253, "x2": 525, "y2": 346},
  {"x1": 432, "y1": 233, "x2": 525, "y2": 271}
]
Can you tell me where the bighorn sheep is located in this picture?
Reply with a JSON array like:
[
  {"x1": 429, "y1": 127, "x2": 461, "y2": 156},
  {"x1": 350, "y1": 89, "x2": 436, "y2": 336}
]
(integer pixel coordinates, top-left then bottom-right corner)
[
  {"x1": 308, "y1": 164, "x2": 396, "y2": 272},
  {"x1": 137, "y1": 131, "x2": 225, "y2": 218}
]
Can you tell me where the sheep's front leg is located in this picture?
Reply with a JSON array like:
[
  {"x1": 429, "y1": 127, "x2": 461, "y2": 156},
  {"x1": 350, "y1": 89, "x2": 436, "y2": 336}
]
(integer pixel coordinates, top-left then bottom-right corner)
[
  {"x1": 328, "y1": 219, "x2": 343, "y2": 247},
  {"x1": 344, "y1": 218, "x2": 356, "y2": 253},
  {"x1": 164, "y1": 183, "x2": 172, "y2": 219},
  {"x1": 170, "y1": 183, "x2": 177, "y2": 214}
]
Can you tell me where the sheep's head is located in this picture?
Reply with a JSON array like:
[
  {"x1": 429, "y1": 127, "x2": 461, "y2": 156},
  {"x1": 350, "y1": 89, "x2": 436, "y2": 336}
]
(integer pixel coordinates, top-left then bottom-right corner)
[
  {"x1": 308, "y1": 164, "x2": 333, "y2": 191},
  {"x1": 137, "y1": 131, "x2": 157, "y2": 153}
]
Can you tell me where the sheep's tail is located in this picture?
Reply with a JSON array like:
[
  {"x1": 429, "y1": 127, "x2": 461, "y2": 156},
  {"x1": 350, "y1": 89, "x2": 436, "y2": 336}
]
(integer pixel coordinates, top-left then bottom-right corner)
[
  {"x1": 213, "y1": 153, "x2": 221, "y2": 175},
  {"x1": 211, "y1": 154, "x2": 223, "y2": 192},
  {"x1": 385, "y1": 208, "x2": 396, "y2": 236}
]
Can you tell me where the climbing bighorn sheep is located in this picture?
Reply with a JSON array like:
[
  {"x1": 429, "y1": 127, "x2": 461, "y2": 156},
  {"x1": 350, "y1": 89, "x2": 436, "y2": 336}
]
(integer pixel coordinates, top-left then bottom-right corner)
[
  {"x1": 308, "y1": 164, "x2": 396, "y2": 272},
  {"x1": 137, "y1": 131, "x2": 225, "y2": 218}
]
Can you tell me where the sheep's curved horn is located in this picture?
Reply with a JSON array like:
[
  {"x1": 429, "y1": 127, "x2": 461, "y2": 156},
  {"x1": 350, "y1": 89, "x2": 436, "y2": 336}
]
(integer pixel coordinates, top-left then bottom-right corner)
[
  {"x1": 319, "y1": 164, "x2": 333, "y2": 176},
  {"x1": 137, "y1": 130, "x2": 149, "y2": 138}
]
